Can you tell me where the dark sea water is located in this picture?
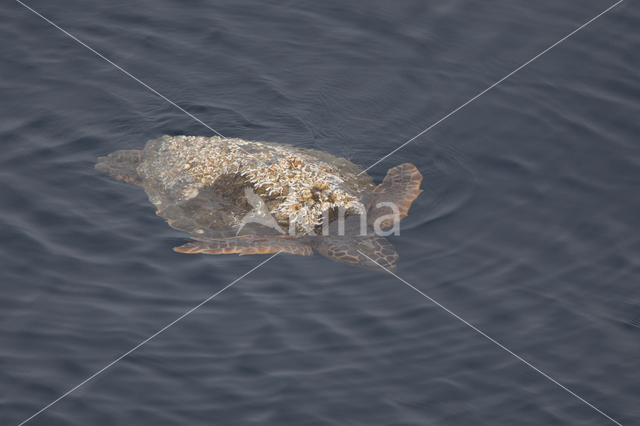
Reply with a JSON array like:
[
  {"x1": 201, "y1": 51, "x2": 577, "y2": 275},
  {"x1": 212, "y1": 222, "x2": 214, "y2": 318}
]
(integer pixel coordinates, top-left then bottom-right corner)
[{"x1": 2, "y1": 1, "x2": 639, "y2": 425}]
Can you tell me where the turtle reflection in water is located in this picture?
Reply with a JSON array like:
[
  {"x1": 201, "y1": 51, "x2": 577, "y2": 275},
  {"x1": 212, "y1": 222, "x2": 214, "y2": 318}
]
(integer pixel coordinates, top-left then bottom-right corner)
[{"x1": 96, "y1": 136, "x2": 422, "y2": 272}]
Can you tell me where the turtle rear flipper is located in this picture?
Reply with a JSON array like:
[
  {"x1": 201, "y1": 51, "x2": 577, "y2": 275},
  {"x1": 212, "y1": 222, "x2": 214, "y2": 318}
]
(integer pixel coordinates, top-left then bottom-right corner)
[
  {"x1": 174, "y1": 235, "x2": 313, "y2": 256},
  {"x1": 368, "y1": 163, "x2": 422, "y2": 229},
  {"x1": 95, "y1": 150, "x2": 143, "y2": 185},
  {"x1": 310, "y1": 235, "x2": 398, "y2": 273}
]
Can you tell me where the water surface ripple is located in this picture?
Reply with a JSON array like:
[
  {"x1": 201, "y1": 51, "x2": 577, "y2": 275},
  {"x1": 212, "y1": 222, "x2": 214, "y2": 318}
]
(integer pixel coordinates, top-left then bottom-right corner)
[{"x1": 2, "y1": 1, "x2": 639, "y2": 425}]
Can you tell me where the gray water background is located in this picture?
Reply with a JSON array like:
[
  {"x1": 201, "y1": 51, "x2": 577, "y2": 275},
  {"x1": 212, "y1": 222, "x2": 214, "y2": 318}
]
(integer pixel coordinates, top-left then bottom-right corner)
[{"x1": 1, "y1": 1, "x2": 639, "y2": 425}]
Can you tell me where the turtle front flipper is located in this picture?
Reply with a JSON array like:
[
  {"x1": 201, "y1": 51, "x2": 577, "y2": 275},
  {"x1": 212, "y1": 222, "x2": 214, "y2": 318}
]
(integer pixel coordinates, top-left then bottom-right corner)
[
  {"x1": 368, "y1": 163, "x2": 422, "y2": 229},
  {"x1": 95, "y1": 150, "x2": 143, "y2": 185},
  {"x1": 174, "y1": 235, "x2": 313, "y2": 256}
]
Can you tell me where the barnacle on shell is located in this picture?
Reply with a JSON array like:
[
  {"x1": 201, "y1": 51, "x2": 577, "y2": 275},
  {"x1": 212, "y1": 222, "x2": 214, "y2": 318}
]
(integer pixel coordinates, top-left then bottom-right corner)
[{"x1": 138, "y1": 136, "x2": 372, "y2": 235}]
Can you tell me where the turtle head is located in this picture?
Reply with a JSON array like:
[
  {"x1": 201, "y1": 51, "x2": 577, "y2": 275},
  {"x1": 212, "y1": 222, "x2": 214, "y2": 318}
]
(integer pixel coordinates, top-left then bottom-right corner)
[{"x1": 310, "y1": 234, "x2": 398, "y2": 273}]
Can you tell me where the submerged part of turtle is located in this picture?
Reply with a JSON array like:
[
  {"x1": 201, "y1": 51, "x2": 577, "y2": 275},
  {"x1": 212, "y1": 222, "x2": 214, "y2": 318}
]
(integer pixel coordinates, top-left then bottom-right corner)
[{"x1": 96, "y1": 135, "x2": 422, "y2": 272}]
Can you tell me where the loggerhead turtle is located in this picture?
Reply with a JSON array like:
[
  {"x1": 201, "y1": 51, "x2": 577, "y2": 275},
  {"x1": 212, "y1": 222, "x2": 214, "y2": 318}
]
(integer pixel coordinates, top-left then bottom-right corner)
[{"x1": 96, "y1": 135, "x2": 422, "y2": 272}]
